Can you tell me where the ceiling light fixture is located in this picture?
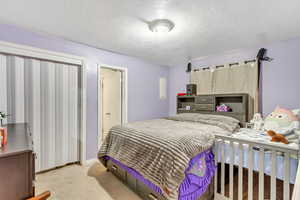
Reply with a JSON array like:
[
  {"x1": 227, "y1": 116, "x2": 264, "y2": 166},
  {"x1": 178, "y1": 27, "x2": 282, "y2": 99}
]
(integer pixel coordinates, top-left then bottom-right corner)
[{"x1": 149, "y1": 19, "x2": 175, "y2": 33}]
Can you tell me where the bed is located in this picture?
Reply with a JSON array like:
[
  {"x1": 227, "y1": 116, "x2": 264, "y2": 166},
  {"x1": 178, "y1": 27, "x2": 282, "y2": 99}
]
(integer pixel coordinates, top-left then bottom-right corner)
[
  {"x1": 98, "y1": 115, "x2": 239, "y2": 200},
  {"x1": 98, "y1": 93, "x2": 300, "y2": 200},
  {"x1": 98, "y1": 94, "x2": 248, "y2": 200}
]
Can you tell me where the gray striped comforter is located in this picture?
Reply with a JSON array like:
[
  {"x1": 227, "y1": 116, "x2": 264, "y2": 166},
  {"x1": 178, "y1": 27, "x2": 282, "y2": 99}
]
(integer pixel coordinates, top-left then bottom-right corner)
[{"x1": 98, "y1": 115, "x2": 238, "y2": 199}]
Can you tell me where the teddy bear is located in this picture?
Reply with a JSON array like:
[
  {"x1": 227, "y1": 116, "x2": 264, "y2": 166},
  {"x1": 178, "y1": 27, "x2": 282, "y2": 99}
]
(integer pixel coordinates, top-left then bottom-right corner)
[
  {"x1": 264, "y1": 106, "x2": 300, "y2": 144},
  {"x1": 266, "y1": 130, "x2": 289, "y2": 144}
]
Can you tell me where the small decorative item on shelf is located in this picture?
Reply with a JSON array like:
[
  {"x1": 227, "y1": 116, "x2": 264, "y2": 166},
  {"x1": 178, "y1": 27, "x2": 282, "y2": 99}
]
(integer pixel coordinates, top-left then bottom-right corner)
[
  {"x1": 216, "y1": 104, "x2": 232, "y2": 112},
  {"x1": 0, "y1": 111, "x2": 8, "y2": 146},
  {"x1": 185, "y1": 105, "x2": 191, "y2": 111}
]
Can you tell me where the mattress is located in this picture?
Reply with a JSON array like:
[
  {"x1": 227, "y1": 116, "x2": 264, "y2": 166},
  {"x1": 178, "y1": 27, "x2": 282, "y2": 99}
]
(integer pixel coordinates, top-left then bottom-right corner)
[{"x1": 215, "y1": 128, "x2": 299, "y2": 183}]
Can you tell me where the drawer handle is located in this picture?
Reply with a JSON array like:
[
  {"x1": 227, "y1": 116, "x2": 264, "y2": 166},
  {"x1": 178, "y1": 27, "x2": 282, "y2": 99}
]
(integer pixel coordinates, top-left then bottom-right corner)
[
  {"x1": 111, "y1": 165, "x2": 118, "y2": 171},
  {"x1": 148, "y1": 193, "x2": 158, "y2": 200}
]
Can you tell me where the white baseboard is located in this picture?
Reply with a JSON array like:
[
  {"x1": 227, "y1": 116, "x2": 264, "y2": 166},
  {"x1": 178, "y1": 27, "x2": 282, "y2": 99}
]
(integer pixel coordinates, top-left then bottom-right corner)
[{"x1": 83, "y1": 158, "x2": 99, "y2": 166}]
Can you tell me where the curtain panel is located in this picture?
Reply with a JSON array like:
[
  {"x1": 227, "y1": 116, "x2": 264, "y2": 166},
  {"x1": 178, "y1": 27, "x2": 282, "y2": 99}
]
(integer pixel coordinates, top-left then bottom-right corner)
[
  {"x1": 0, "y1": 54, "x2": 80, "y2": 172},
  {"x1": 191, "y1": 61, "x2": 259, "y2": 119}
]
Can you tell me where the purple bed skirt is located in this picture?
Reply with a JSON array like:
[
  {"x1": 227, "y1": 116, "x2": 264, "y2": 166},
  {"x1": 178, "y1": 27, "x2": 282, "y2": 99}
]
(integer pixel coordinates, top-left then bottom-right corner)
[{"x1": 101, "y1": 149, "x2": 216, "y2": 200}]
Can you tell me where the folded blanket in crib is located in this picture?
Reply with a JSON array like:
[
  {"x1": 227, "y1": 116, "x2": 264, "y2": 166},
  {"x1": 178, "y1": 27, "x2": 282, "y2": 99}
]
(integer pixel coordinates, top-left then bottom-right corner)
[{"x1": 232, "y1": 128, "x2": 299, "y2": 149}]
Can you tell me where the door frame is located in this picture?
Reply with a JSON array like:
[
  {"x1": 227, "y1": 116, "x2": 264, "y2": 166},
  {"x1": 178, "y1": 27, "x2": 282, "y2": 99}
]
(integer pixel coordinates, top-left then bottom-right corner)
[{"x1": 97, "y1": 64, "x2": 128, "y2": 148}]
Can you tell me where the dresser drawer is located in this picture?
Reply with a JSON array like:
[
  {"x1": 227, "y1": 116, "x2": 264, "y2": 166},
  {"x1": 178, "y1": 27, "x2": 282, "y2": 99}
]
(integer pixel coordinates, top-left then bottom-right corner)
[
  {"x1": 137, "y1": 181, "x2": 166, "y2": 200},
  {"x1": 195, "y1": 104, "x2": 214, "y2": 111},
  {"x1": 196, "y1": 96, "x2": 214, "y2": 104},
  {"x1": 181, "y1": 103, "x2": 194, "y2": 110},
  {"x1": 126, "y1": 173, "x2": 137, "y2": 191},
  {"x1": 107, "y1": 160, "x2": 126, "y2": 182}
]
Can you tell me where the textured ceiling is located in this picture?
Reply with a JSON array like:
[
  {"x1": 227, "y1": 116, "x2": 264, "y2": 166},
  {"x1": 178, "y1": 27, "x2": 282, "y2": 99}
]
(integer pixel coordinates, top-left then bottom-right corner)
[{"x1": 0, "y1": 0, "x2": 300, "y2": 66}]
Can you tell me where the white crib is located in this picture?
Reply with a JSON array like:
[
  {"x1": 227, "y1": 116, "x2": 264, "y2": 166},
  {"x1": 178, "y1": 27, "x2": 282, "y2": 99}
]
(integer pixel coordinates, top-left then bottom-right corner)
[{"x1": 214, "y1": 134, "x2": 300, "y2": 200}]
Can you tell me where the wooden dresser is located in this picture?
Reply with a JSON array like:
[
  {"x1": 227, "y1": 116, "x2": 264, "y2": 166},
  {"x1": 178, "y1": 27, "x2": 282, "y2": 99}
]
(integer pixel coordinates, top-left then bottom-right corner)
[{"x1": 0, "y1": 124, "x2": 35, "y2": 200}]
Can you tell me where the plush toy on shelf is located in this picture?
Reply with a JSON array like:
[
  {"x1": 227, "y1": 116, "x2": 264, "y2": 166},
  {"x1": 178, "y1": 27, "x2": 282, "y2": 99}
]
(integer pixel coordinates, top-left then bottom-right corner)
[
  {"x1": 264, "y1": 106, "x2": 300, "y2": 144},
  {"x1": 216, "y1": 104, "x2": 232, "y2": 112}
]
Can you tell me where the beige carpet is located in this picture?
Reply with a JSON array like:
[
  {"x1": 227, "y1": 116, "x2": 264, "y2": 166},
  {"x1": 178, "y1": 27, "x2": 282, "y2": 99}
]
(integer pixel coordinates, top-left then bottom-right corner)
[{"x1": 36, "y1": 160, "x2": 141, "y2": 200}]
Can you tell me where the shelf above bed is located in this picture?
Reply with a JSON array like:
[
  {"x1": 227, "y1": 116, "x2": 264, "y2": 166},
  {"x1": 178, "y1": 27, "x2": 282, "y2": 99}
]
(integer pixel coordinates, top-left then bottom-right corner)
[{"x1": 177, "y1": 93, "x2": 249, "y2": 124}]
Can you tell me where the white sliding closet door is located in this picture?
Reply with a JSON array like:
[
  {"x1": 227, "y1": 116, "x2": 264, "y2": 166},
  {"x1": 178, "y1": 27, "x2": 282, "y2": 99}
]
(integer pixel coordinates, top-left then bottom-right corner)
[
  {"x1": 68, "y1": 66, "x2": 79, "y2": 163},
  {"x1": 0, "y1": 55, "x2": 8, "y2": 125},
  {"x1": 24, "y1": 59, "x2": 42, "y2": 171},
  {"x1": 6, "y1": 56, "x2": 25, "y2": 123},
  {"x1": 0, "y1": 54, "x2": 80, "y2": 172}
]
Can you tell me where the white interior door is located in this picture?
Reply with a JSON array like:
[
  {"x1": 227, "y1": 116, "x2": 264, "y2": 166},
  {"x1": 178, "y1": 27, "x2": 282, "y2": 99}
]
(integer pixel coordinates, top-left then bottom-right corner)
[{"x1": 101, "y1": 68, "x2": 122, "y2": 140}]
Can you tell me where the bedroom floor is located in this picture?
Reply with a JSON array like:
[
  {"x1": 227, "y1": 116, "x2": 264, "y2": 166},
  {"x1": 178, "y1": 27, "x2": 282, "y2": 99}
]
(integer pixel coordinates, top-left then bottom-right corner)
[{"x1": 35, "y1": 161, "x2": 141, "y2": 200}]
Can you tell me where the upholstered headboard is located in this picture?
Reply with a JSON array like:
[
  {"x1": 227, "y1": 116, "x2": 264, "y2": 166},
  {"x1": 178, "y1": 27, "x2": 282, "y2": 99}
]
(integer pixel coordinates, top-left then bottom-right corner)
[{"x1": 177, "y1": 93, "x2": 249, "y2": 125}]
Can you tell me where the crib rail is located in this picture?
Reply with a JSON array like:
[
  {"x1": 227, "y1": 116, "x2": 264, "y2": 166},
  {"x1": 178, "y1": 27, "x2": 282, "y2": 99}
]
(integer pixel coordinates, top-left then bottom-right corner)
[{"x1": 214, "y1": 135, "x2": 299, "y2": 200}]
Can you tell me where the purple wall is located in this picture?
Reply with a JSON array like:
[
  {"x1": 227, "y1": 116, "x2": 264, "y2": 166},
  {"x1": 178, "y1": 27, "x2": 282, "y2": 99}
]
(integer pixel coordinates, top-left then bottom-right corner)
[
  {"x1": 169, "y1": 39, "x2": 300, "y2": 117},
  {"x1": 1, "y1": 22, "x2": 300, "y2": 159},
  {"x1": 0, "y1": 23, "x2": 169, "y2": 159}
]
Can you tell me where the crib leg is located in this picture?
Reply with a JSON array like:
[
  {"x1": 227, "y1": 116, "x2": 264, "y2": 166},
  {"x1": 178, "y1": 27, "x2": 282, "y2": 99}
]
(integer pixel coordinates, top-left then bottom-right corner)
[{"x1": 292, "y1": 160, "x2": 300, "y2": 200}]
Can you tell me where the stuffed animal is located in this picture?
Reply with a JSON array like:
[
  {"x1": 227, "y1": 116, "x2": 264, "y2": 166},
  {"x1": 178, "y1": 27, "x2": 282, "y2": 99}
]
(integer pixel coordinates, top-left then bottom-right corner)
[
  {"x1": 216, "y1": 104, "x2": 231, "y2": 112},
  {"x1": 264, "y1": 106, "x2": 300, "y2": 144},
  {"x1": 250, "y1": 113, "x2": 264, "y2": 131},
  {"x1": 267, "y1": 130, "x2": 289, "y2": 144}
]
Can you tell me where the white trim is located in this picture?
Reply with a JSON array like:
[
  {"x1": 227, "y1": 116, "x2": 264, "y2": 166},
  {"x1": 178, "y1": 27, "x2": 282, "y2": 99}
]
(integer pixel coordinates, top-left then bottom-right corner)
[
  {"x1": 191, "y1": 48, "x2": 254, "y2": 63},
  {"x1": 214, "y1": 193, "x2": 230, "y2": 200},
  {"x1": 84, "y1": 158, "x2": 99, "y2": 166},
  {"x1": 0, "y1": 40, "x2": 87, "y2": 165},
  {"x1": 0, "y1": 41, "x2": 83, "y2": 65},
  {"x1": 80, "y1": 61, "x2": 87, "y2": 165},
  {"x1": 97, "y1": 64, "x2": 128, "y2": 148}
]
